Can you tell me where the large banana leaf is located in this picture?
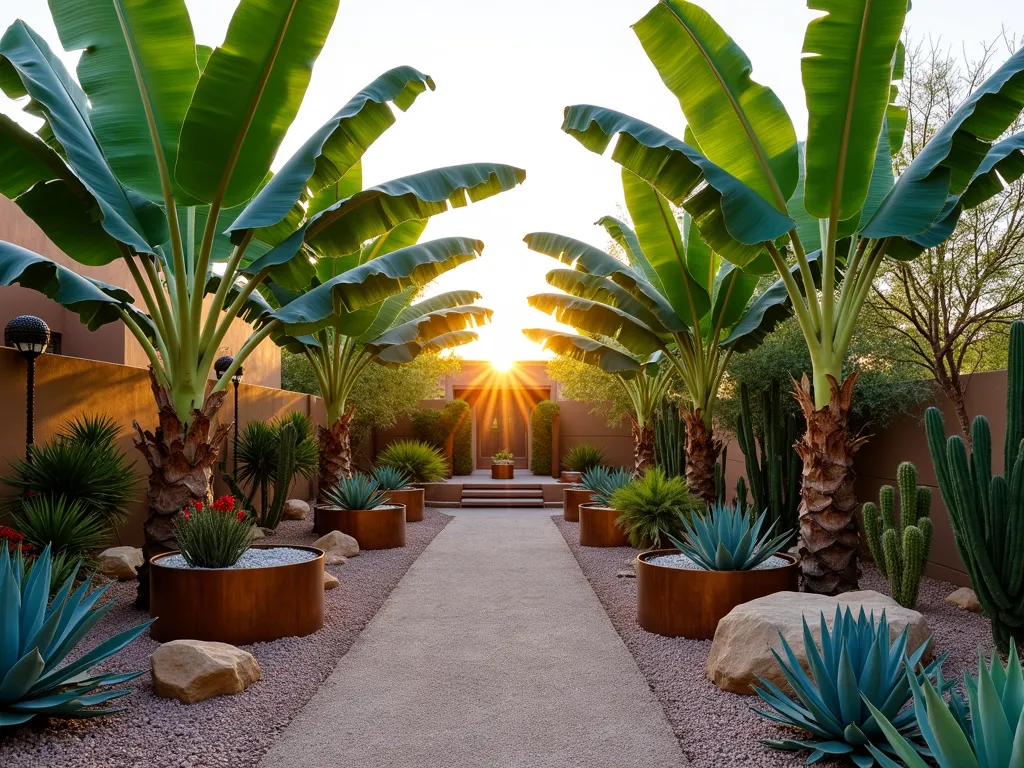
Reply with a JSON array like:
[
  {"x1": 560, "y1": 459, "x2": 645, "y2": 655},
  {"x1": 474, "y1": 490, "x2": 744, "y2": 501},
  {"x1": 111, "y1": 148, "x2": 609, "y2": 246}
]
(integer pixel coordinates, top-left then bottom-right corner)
[
  {"x1": 48, "y1": 0, "x2": 200, "y2": 203},
  {"x1": 316, "y1": 219, "x2": 428, "y2": 283},
  {"x1": 395, "y1": 290, "x2": 483, "y2": 324},
  {"x1": 632, "y1": 0, "x2": 798, "y2": 209},
  {"x1": 594, "y1": 215, "x2": 667, "y2": 293},
  {"x1": 368, "y1": 305, "x2": 492, "y2": 348},
  {"x1": 708, "y1": 262, "x2": 759, "y2": 336},
  {"x1": 887, "y1": 41, "x2": 909, "y2": 156},
  {"x1": 522, "y1": 328, "x2": 641, "y2": 375},
  {"x1": 801, "y1": 0, "x2": 907, "y2": 220},
  {"x1": 355, "y1": 289, "x2": 417, "y2": 343},
  {"x1": 545, "y1": 268, "x2": 668, "y2": 334},
  {"x1": 373, "y1": 329, "x2": 478, "y2": 366},
  {"x1": 232, "y1": 66, "x2": 435, "y2": 238},
  {"x1": 527, "y1": 293, "x2": 663, "y2": 357},
  {"x1": 175, "y1": 0, "x2": 340, "y2": 206},
  {"x1": 562, "y1": 105, "x2": 794, "y2": 267}
]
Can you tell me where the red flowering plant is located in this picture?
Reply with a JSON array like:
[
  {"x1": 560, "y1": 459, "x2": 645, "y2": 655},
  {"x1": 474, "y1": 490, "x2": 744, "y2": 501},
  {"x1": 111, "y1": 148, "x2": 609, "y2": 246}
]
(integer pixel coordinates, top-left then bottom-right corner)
[
  {"x1": 0, "y1": 526, "x2": 30, "y2": 555},
  {"x1": 172, "y1": 495, "x2": 255, "y2": 568}
]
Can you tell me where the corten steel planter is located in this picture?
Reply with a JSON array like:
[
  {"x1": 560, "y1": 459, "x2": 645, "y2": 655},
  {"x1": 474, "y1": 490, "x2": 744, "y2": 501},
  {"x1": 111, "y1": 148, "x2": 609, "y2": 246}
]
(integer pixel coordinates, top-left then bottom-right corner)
[
  {"x1": 562, "y1": 487, "x2": 593, "y2": 523},
  {"x1": 578, "y1": 503, "x2": 629, "y2": 547},
  {"x1": 491, "y1": 463, "x2": 514, "y2": 480},
  {"x1": 315, "y1": 504, "x2": 406, "y2": 549},
  {"x1": 385, "y1": 488, "x2": 425, "y2": 522},
  {"x1": 560, "y1": 471, "x2": 583, "y2": 484},
  {"x1": 635, "y1": 550, "x2": 799, "y2": 639},
  {"x1": 149, "y1": 545, "x2": 325, "y2": 644}
]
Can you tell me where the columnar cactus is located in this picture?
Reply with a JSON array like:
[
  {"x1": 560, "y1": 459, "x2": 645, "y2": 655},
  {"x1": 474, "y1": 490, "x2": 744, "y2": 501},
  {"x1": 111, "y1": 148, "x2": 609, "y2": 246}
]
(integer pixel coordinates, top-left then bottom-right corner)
[
  {"x1": 926, "y1": 319, "x2": 1024, "y2": 653},
  {"x1": 654, "y1": 400, "x2": 686, "y2": 479}
]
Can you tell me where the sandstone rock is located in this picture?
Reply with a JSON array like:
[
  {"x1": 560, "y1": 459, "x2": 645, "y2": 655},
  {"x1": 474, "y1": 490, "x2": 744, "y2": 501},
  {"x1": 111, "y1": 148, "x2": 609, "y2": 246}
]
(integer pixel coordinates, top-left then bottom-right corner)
[
  {"x1": 946, "y1": 587, "x2": 981, "y2": 613},
  {"x1": 707, "y1": 590, "x2": 932, "y2": 695},
  {"x1": 250, "y1": 526, "x2": 265, "y2": 540},
  {"x1": 151, "y1": 640, "x2": 261, "y2": 704},
  {"x1": 313, "y1": 530, "x2": 359, "y2": 558},
  {"x1": 97, "y1": 546, "x2": 143, "y2": 580},
  {"x1": 324, "y1": 571, "x2": 339, "y2": 590},
  {"x1": 324, "y1": 552, "x2": 348, "y2": 566},
  {"x1": 283, "y1": 499, "x2": 309, "y2": 521}
]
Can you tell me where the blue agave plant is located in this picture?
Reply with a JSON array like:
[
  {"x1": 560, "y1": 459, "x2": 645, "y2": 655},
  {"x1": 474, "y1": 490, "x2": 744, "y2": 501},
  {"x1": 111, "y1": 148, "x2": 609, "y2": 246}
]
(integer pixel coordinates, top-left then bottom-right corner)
[
  {"x1": 753, "y1": 607, "x2": 949, "y2": 766},
  {"x1": 325, "y1": 474, "x2": 387, "y2": 510},
  {"x1": 667, "y1": 501, "x2": 791, "y2": 570},
  {"x1": 1, "y1": 544, "x2": 152, "y2": 727},
  {"x1": 580, "y1": 466, "x2": 633, "y2": 507}
]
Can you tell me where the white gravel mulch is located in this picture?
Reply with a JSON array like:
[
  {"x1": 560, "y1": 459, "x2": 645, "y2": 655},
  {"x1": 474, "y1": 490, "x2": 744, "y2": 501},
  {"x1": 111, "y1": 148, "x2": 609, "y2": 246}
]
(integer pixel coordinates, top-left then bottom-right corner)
[
  {"x1": 161, "y1": 547, "x2": 317, "y2": 570},
  {"x1": 647, "y1": 553, "x2": 789, "y2": 571}
]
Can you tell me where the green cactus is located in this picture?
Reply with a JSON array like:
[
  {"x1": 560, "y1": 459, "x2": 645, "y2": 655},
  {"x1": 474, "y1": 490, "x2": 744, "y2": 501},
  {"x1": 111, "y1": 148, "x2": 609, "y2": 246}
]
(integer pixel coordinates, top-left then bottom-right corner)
[
  {"x1": 262, "y1": 424, "x2": 298, "y2": 529},
  {"x1": 862, "y1": 461, "x2": 932, "y2": 608},
  {"x1": 926, "y1": 318, "x2": 1024, "y2": 653},
  {"x1": 654, "y1": 400, "x2": 686, "y2": 479}
]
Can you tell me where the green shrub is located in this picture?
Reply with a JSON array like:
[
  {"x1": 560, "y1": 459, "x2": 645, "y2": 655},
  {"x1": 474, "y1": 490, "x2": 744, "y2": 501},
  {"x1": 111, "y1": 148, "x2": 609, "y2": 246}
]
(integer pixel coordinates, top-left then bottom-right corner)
[
  {"x1": 581, "y1": 466, "x2": 634, "y2": 507},
  {"x1": 172, "y1": 496, "x2": 255, "y2": 569},
  {"x1": 377, "y1": 440, "x2": 448, "y2": 483},
  {"x1": 530, "y1": 400, "x2": 560, "y2": 475},
  {"x1": 230, "y1": 416, "x2": 316, "y2": 528},
  {"x1": 563, "y1": 443, "x2": 605, "y2": 473},
  {"x1": 445, "y1": 400, "x2": 473, "y2": 475},
  {"x1": 492, "y1": 449, "x2": 514, "y2": 462},
  {"x1": 372, "y1": 466, "x2": 410, "y2": 491},
  {"x1": 611, "y1": 468, "x2": 700, "y2": 549},
  {"x1": 13, "y1": 495, "x2": 109, "y2": 558},
  {"x1": 412, "y1": 408, "x2": 447, "y2": 446},
  {"x1": 324, "y1": 474, "x2": 387, "y2": 510}
]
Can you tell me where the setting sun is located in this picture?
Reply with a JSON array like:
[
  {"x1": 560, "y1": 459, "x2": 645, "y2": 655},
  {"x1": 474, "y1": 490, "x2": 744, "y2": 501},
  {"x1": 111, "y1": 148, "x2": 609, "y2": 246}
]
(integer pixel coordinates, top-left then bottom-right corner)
[{"x1": 490, "y1": 355, "x2": 516, "y2": 373}]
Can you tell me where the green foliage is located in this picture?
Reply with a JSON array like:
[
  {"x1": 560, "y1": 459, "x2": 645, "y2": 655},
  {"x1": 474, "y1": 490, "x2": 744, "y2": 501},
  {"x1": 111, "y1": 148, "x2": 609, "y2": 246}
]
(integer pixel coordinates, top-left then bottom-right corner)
[
  {"x1": 412, "y1": 409, "x2": 447, "y2": 447},
  {"x1": 228, "y1": 418, "x2": 314, "y2": 529},
  {"x1": 410, "y1": 399, "x2": 473, "y2": 476},
  {"x1": 926, "y1": 319, "x2": 1024, "y2": 653},
  {"x1": 863, "y1": 462, "x2": 933, "y2": 608},
  {"x1": 562, "y1": 443, "x2": 605, "y2": 473},
  {"x1": 546, "y1": 355, "x2": 634, "y2": 427},
  {"x1": 172, "y1": 497, "x2": 255, "y2": 569},
  {"x1": 581, "y1": 466, "x2": 634, "y2": 508},
  {"x1": 611, "y1": 468, "x2": 700, "y2": 549},
  {"x1": 530, "y1": 400, "x2": 560, "y2": 475},
  {"x1": 654, "y1": 400, "x2": 686, "y2": 479},
  {"x1": 13, "y1": 496, "x2": 109, "y2": 560},
  {"x1": 754, "y1": 607, "x2": 947, "y2": 764},
  {"x1": 371, "y1": 466, "x2": 409, "y2": 492},
  {"x1": 668, "y1": 502, "x2": 792, "y2": 571},
  {"x1": 492, "y1": 450, "x2": 514, "y2": 462},
  {"x1": 0, "y1": 545, "x2": 151, "y2": 727},
  {"x1": 377, "y1": 440, "x2": 448, "y2": 484},
  {"x1": 324, "y1": 474, "x2": 386, "y2": 511}
]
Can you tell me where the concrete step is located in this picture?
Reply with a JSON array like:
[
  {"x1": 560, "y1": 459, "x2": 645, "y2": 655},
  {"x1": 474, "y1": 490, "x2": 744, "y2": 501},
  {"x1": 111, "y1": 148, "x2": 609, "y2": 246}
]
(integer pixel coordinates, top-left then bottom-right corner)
[
  {"x1": 462, "y1": 484, "x2": 544, "y2": 491},
  {"x1": 461, "y1": 489, "x2": 544, "y2": 499},
  {"x1": 460, "y1": 498, "x2": 546, "y2": 508}
]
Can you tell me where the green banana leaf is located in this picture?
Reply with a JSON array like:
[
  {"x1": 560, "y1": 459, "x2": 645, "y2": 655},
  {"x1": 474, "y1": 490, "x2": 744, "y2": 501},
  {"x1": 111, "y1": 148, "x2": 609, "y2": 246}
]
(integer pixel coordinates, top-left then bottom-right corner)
[
  {"x1": 544, "y1": 269, "x2": 667, "y2": 335},
  {"x1": 887, "y1": 41, "x2": 909, "y2": 156},
  {"x1": 594, "y1": 215, "x2": 667, "y2": 293},
  {"x1": 527, "y1": 293, "x2": 663, "y2": 358},
  {"x1": 395, "y1": 290, "x2": 483, "y2": 324},
  {"x1": 522, "y1": 328, "x2": 641, "y2": 375},
  {"x1": 373, "y1": 329, "x2": 478, "y2": 366},
  {"x1": 315, "y1": 220, "x2": 428, "y2": 283},
  {"x1": 708, "y1": 262, "x2": 759, "y2": 337},
  {"x1": 367, "y1": 305, "x2": 491, "y2": 348}
]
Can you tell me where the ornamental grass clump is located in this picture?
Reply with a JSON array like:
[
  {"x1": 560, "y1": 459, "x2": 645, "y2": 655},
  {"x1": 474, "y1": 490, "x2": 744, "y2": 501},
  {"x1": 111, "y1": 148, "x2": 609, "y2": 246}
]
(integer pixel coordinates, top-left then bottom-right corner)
[
  {"x1": 372, "y1": 466, "x2": 410, "y2": 492},
  {"x1": 668, "y1": 502, "x2": 792, "y2": 571},
  {"x1": 563, "y1": 443, "x2": 605, "y2": 473},
  {"x1": 611, "y1": 468, "x2": 701, "y2": 548},
  {"x1": 377, "y1": 440, "x2": 449, "y2": 483},
  {"x1": 492, "y1": 449, "x2": 515, "y2": 463},
  {"x1": 172, "y1": 496, "x2": 255, "y2": 569},
  {"x1": 580, "y1": 466, "x2": 634, "y2": 507},
  {"x1": 324, "y1": 475, "x2": 387, "y2": 511}
]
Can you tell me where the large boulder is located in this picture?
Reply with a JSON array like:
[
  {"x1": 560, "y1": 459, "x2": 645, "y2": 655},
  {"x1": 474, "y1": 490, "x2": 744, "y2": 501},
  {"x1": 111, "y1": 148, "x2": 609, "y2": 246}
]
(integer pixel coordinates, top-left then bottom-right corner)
[
  {"x1": 97, "y1": 546, "x2": 143, "y2": 580},
  {"x1": 313, "y1": 530, "x2": 359, "y2": 558},
  {"x1": 707, "y1": 590, "x2": 932, "y2": 695},
  {"x1": 151, "y1": 640, "x2": 261, "y2": 704},
  {"x1": 283, "y1": 499, "x2": 309, "y2": 521}
]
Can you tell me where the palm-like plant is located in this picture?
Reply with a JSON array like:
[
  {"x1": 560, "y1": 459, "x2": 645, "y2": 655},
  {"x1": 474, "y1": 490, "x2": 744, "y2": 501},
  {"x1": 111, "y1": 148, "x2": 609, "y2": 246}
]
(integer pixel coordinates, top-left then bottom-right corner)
[
  {"x1": 558, "y1": 0, "x2": 1024, "y2": 593},
  {"x1": 0, "y1": 2, "x2": 524, "y2": 603}
]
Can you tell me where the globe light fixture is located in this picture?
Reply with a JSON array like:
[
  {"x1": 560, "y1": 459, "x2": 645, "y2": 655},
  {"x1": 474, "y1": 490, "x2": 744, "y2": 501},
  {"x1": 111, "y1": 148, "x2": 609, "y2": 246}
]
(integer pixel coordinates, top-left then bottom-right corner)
[{"x1": 5, "y1": 315, "x2": 50, "y2": 460}]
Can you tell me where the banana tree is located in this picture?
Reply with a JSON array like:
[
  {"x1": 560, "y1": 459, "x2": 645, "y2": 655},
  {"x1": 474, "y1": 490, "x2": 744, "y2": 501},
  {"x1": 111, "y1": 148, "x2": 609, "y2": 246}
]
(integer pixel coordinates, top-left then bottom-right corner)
[
  {"x1": 524, "y1": 204, "x2": 793, "y2": 502},
  {"x1": 559, "y1": 0, "x2": 1024, "y2": 593},
  {"x1": 0, "y1": 0, "x2": 524, "y2": 603},
  {"x1": 523, "y1": 328, "x2": 671, "y2": 473}
]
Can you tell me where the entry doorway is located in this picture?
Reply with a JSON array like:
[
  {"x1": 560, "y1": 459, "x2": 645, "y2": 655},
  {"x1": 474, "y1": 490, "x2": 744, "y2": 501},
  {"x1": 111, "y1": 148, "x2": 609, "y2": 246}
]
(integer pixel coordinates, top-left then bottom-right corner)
[{"x1": 454, "y1": 387, "x2": 549, "y2": 469}]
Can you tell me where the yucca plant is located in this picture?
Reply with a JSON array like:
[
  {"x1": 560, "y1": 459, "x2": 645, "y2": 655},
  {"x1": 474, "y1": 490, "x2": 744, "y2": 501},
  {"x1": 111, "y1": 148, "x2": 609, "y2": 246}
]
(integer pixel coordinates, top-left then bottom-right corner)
[
  {"x1": 0, "y1": 545, "x2": 152, "y2": 727},
  {"x1": 229, "y1": 418, "x2": 313, "y2": 528},
  {"x1": 372, "y1": 466, "x2": 411, "y2": 492},
  {"x1": 611, "y1": 468, "x2": 701, "y2": 548},
  {"x1": 377, "y1": 440, "x2": 449, "y2": 484},
  {"x1": 563, "y1": 443, "x2": 606, "y2": 474},
  {"x1": 580, "y1": 466, "x2": 634, "y2": 508},
  {"x1": 172, "y1": 496, "x2": 254, "y2": 569},
  {"x1": 753, "y1": 607, "x2": 948, "y2": 765},
  {"x1": 13, "y1": 496, "x2": 109, "y2": 560},
  {"x1": 668, "y1": 502, "x2": 792, "y2": 571},
  {"x1": 324, "y1": 475, "x2": 387, "y2": 511}
]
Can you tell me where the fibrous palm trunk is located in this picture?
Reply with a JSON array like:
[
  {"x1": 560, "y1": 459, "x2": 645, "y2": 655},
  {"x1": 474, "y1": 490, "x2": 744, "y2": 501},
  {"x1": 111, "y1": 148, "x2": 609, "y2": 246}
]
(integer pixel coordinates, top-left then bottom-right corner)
[
  {"x1": 631, "y1": 418, "x2": 655, "y2": 475},
  {"x1": 680, "y1": 406, "x2": 721, "y2": 505},
  {"x1": 133, "y1": 371, "x2": 231, "y2": 608},
  {"x1": 317, "y1": 403, "x2": 356, "y2": 501},
  {"x1": 792, "y1": 373, "x2": 868, "y2": 595}
]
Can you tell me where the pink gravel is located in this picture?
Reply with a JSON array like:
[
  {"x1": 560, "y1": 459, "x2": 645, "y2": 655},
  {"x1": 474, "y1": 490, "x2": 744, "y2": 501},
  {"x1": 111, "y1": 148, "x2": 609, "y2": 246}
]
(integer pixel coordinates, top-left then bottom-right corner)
[
  {"x1": 0, "y1": 509, "x2": 450, "y2": 768},
  {"x1": 553, "y1": 515, "x2": 995, "y2": 767}
]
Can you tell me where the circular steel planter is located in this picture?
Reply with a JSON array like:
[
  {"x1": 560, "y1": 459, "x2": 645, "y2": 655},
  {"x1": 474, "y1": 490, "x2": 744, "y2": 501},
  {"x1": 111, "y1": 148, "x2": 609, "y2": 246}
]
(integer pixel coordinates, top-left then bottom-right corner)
[
  {"x1": 149, "y1": 545, "x2": 325, "y2": 644},
  {"x1": 315, "y1": 504, "x2": 406, "y2": 549},
  {"x1": 578, "y1": 503, "x2": 629, "y2": 547},
  {"x1": 562, "y1": 488, "x2": 594, "y2": 523},
  {"x1": 491, "y1": 463, "x2": 514, "y2": 480},
  {"x1": 385, "y1": 488, "x2": 425, "y2": 522},
  {"x1": 635, "y1": 550, "x2": 799, "y2": 639}
]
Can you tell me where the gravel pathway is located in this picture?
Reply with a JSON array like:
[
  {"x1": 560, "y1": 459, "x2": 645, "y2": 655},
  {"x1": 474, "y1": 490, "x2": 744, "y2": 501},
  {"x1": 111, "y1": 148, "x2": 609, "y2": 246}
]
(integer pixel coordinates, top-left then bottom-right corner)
[
  {"x1": 553, "y1": 516, "x2": 995, "y2": 768},
  {"x1": 0, "y1": 509, "x2": 450, "y2": 768}
]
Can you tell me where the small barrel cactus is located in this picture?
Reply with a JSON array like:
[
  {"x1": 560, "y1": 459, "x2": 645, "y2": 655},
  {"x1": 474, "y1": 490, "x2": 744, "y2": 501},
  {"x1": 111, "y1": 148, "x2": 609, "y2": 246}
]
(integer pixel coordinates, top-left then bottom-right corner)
[{"x1": 862, "y1": 461, "x2": 933, "y2": 608}]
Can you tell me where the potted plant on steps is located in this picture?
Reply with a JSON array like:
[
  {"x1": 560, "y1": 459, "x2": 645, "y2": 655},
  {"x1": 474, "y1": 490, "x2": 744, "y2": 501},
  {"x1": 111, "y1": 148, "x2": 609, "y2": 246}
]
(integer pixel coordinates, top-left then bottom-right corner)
[
  {"x1": 491, "y1": 449, "x2": 515, "y2": 480},
  {"x1": 317, "y1": 475, "x2": 406, "y2": 550},
  {"x1": 578, "y1": 467, "x2": 633, "y2": 547},
  {"x1": 373, "y1": 466, "x2": 425, "y2": 523},
  {"x1": 149, "y1": 495, "x2": 324, "y2": 644},
  {"x1": 560, "y1": 443, "x2": 605, "y2": 483},
  {"x1": 636, "y1": 502, "x2": 797, "y2": 639}
]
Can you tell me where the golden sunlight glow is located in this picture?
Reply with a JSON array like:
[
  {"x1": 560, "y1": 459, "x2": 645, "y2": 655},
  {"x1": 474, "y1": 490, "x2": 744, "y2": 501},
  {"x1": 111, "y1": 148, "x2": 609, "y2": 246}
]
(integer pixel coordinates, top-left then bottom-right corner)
[{"x1": 490, "y1": 355, "x2": 516, "y2": 373}]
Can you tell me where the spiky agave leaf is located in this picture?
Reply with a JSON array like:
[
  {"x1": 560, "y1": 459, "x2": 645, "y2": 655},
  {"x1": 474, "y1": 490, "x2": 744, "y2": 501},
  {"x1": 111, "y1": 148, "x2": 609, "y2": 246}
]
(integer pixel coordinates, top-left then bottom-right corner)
[{"x1": 667, "y1": 501, "x2": 792, "y2": 570}]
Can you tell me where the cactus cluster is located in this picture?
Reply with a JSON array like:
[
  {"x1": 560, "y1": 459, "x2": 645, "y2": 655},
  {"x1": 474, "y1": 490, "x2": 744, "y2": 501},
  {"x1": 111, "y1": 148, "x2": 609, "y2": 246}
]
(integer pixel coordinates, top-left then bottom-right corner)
[
  {"x1": 654, "y1": 400, "x2": 685, "y2": 479},
  {"x1": 926, "y1": 319, "x2": 1024, "y2": 653},
  {"x1": 862, "y1": 462, "x2": 934, "y2": 608}
]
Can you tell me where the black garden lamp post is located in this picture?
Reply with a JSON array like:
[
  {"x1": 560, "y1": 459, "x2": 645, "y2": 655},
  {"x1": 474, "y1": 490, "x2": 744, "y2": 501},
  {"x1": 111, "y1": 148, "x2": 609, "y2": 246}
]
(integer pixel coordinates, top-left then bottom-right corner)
[
  {"x1": 5, "y1": 315, "x2": 50, "y2": 461},
  {"x1": 215, "y1": 355, "x2": 243, "y2": 475}
]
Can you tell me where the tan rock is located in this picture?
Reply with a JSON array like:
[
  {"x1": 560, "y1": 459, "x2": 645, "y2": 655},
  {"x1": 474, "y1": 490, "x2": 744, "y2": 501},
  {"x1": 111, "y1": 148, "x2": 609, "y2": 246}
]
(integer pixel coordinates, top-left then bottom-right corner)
[
  {"x1": 324, "y1": 552, "x2": 347, "y2": 566},
  {"x1": 283, "y1": 499, "x2": 309, "y2": 521},
  {"x1": 324, "y1": 571, "x2": 340, "y2": 590},
  {"x1": 250, "y1": 526, "x2": 265, "y2": 540},
  {"x1": 707, "y1": 590, "x2": 932, "y2": 695},
  {"x1": 946, "y1": 587, "x2": 981, "y2": 613},
  {"x1": 97, "y1": 546, "x2": 143, "y2": 580},
  {"x1": 313, "y1": 530, "x2": 359, "y2": 558},
  {"x1": 151, "y1": 640, "x2": 261, "y2": 704}
]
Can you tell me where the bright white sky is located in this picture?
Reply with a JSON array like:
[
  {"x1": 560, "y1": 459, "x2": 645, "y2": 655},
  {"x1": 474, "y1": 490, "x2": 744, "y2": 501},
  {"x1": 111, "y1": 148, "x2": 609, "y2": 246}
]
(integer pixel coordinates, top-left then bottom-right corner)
[{"x1": 4, "y1": 0, "x2": 1024, "y2": 366}]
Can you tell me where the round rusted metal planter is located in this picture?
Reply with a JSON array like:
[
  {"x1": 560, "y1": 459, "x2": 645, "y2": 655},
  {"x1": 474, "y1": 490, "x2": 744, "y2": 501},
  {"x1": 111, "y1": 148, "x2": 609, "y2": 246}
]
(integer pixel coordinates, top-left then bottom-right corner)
[
  {"x1": 560, "y1": 471, "x2": 583, "y2": 484},
  {"x1": 491, "y1": 463, "x2": 514, "y2": 480},
  {"x1": 635, "y1": 550, "x2": 799, "y2": 639},
  {"x1": 578, "y1": 503, "x2": 629, "y2": 547},
  {"x1": 562, "y1": 488, "x2": 593, "y2": 523},
  {"x1": 315, "y1": 504, "x2": 406, "y2": 549},
  {"x1": 385, "y1": 488, "x2": 425, "y2": 522},
  {"x1": 149, "y1": 545, "x2": 325, "y2": 644}
]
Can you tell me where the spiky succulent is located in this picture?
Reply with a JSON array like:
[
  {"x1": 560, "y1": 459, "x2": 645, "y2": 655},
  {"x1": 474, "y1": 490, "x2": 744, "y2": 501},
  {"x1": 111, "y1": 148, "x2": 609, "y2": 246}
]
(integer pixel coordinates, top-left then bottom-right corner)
[
  {"x1": 372, "y1": 466, "x2": 411, "y2": 492},
  {"x1": 0, "y1": 545, "x2": 152, "y2": 727},
  {"x1": 610, "y1": 468, "x2": 701, "y2": 548},
  {"x1": 562, "y1": 443, "x2": 605, "y2": 473},
  {"x1": 324, "y1": 475, "x2": 387, "y2": 511},
  {"x1": 377, "y1": 440, "x2": 448, "y2": 483},
  {"x1": 580, "y1": 466, "x2": 633, "y2": 507},
  {"x1": 667, "y1": 502, "x2": 791, "y2": 571},
  {"x1": 753, "y1": 607, "x2": 948, "y2": 766}
]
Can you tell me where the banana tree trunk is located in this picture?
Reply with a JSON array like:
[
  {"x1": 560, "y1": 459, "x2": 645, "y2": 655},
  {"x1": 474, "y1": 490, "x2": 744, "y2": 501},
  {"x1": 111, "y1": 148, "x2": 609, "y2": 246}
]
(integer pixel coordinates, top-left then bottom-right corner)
[
  {"x1": 631, "y1": 418, "x2": 655, "y2": 475},
  {"x1": 317, "y1": 403, "x2": 356, "y2": 501},
  {"x1": 792, "y1": 373, "x2": 869, "y2": 595},
  {"x1": 680, "y1": 406, "x2": 721, "y2": 505},
  {"x1": 133, "y1": 371, "x2": 231, "y2": 608}
]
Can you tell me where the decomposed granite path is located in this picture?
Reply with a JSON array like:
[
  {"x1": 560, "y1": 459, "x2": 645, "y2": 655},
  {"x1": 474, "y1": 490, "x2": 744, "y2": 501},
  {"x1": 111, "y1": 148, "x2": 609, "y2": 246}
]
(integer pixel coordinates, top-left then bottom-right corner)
[{"x1": 260, "y1": 507, "x2": 687, "y2": 768}]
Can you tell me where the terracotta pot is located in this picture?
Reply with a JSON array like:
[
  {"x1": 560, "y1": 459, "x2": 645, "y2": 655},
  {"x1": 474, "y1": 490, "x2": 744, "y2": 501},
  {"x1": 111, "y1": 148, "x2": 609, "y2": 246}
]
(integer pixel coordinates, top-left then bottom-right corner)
[
  {"x1": 315, "y1": 504, "x2": 406, "y2": 549},
  {"x1": 560, "y1": 471, "x2": 583, "y2": 484},
  {"x1": 578, "y1": 503, "x2": 629, "y2": 547},
  {"x1": 562, "y1": 488, "x2": 593, "y2": 523},
  {"x1": 149, "y1": 545, "x2": 325, "y2": 644},
  {"x1": 635, "y1": 550, "x2": 799, "y2": 639},
  {"x1": 491, "y1": 463, "x2": 514, "y2": 480},
  {"x1": 385, "y1": 488, "x2": 425, "y2": 522}
]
